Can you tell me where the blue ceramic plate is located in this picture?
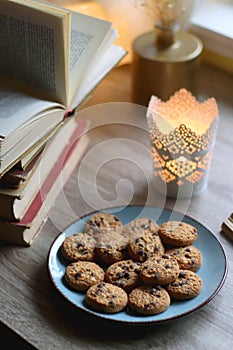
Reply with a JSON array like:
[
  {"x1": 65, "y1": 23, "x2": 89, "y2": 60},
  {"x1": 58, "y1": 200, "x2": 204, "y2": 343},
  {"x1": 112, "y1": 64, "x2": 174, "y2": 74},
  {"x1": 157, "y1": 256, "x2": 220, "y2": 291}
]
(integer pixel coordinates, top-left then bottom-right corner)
[{"x1": 47, "y1": 205, "x2": 228, "y2": 325}]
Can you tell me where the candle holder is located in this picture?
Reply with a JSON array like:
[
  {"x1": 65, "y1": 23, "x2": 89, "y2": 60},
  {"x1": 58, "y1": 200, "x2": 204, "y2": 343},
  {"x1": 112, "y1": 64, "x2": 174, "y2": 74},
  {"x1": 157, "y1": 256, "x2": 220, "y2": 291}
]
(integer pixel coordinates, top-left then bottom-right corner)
[{"x1": 146, "y1": 89, "x2": 219, "y2": 198}]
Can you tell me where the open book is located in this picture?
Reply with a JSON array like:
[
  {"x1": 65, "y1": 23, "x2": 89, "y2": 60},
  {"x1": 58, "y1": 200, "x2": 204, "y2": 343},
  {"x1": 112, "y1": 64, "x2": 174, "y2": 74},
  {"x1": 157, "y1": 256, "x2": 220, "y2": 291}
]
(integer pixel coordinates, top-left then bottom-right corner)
[{"x1": 0, "y1": 0, "x2": 126, "y2": 176}]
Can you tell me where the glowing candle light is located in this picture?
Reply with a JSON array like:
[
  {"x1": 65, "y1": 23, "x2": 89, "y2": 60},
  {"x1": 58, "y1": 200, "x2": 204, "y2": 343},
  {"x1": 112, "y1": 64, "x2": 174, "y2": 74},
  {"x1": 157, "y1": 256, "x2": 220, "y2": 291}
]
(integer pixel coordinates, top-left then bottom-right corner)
[{"x1": 147, "y1": 88, "x2": 219, "y2": 198}]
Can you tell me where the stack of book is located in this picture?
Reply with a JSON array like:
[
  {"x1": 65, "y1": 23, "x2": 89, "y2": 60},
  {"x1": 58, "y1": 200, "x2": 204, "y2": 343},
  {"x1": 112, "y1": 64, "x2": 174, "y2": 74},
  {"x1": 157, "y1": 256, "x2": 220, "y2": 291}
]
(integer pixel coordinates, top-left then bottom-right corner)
[{"x1": 0, "y1": 0, "x2": 126, "y2": 245}]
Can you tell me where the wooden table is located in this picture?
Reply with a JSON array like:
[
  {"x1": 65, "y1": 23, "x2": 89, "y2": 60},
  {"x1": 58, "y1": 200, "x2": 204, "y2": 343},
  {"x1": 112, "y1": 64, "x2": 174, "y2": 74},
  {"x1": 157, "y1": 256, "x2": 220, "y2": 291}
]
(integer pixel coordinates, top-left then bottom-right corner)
[{"x1": 1, "y1": 63, "x2": 233, "y2": 349}]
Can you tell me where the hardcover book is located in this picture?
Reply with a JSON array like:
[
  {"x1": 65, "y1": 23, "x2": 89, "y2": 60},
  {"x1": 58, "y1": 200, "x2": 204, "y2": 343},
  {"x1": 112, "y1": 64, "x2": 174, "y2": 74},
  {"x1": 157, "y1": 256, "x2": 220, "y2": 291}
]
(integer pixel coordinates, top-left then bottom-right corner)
[
  {"x1": 0, "y1": 118, "x2": 88, "y2": 221},
  {"x1": 0, "y1": 116, "x2": 89, "y2": 245}
]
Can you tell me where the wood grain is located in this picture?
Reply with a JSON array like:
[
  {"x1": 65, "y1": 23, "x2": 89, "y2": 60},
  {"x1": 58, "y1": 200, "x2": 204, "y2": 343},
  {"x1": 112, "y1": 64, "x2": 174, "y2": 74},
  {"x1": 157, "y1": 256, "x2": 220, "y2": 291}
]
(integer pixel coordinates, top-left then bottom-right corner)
[{"x1": 0, "y1": 63, "x2": 233, "y2": 350}]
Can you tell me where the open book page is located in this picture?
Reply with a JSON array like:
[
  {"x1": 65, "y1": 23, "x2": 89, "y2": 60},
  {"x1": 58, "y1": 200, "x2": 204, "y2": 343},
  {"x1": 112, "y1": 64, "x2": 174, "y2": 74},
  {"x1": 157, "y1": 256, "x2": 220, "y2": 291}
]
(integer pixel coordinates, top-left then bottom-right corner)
[
  {"x1": 0, "y1": 109, "x2": 65, "y2": 176},
  {"x1": 88, "y1": 27, "x2": 118, "y2": 67},
  {"x1": 34, "y1": 0, "x2": 118, "y2": 107},
  {"x1": 70, "y1": 45, "x2": 126, "y2": 110},
  {"x1": 0, "y1": 85, "x2": 63, "y2": 140},
  {"x1": 1, "y1": 108, "x2": 63, "y2": 156},
  {"x1": 0, "y1": 0, "x2": 69, "y2": 105},
  {"x1": 68, "y1": 10, "x2": 114, "y2": 106}
]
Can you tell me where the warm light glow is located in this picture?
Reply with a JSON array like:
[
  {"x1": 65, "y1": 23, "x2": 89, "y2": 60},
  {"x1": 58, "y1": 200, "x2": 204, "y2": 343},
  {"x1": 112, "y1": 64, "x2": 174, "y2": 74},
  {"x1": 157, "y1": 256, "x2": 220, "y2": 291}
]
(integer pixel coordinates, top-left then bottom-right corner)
[
  {"x1": 146, "y1": 88, "x2": 219, "y2": 194},
  {"x1": 132, "y1": 0, "x2": 197, "y2": 31},
  {"x1": 148, "y1": 88, "x2": 218, "y2": 135},
  {"x1": 47, "y1": 1, "x2": 153, "y2": 65},
  {"x1": 46, "y1": 1, "x2": 107, "y2": 19},
  {"x1": 98, "y1": 1, "x2": 152, "y2": 64}
]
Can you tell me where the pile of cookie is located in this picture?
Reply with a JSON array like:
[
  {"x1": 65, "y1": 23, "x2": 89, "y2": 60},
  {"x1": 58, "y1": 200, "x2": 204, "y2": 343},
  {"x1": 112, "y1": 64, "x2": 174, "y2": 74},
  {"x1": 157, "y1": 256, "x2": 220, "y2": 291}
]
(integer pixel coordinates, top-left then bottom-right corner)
[{"x1": 60, "y1": 212, "x2": 203, "y2": 316}]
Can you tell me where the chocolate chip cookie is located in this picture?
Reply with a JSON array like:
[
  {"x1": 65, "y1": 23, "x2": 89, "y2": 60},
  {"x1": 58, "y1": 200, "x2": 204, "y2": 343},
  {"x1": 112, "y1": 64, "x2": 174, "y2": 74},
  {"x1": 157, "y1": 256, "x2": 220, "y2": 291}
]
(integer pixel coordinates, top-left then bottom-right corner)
[
  {"x1": 64, "y1": 261, "x2": 105, "y2": 292},
  {"x1": 158, "y1": 221, "x2": 197, "y2": 247},
  {"x1": 85, "y1": 282, "x2": 128, "y2": 313},
  {"x1": 124, "y1": 218, "x2": 159, "y2": 240},
  {"x1": 105, "y1": 259, "x2": 142, "y2": 292},
  {"x1": 127, "y1": 230, "x2": 165, "y2": 262},
  {"x1": 61, "y1": 233, "x2": 97, "y2": 262},
  {"x1": 140, "y1": 254, "x2": 180, "y2": 285},
  {"x1": 128, "y1": 285, "x2": 170, "y2": 315},
  {"x1": 166, "y1": 245, "x2": 202, "y2": 272},
  {"x1": 84, "y1": 212, "x2": 123, "y2": 238},
  {"x1": 166, "y1": 270, "x2": 202, "y2": 300},
  {"x1": 96, "y1": 231, "x2": 129, "y2": 264}
]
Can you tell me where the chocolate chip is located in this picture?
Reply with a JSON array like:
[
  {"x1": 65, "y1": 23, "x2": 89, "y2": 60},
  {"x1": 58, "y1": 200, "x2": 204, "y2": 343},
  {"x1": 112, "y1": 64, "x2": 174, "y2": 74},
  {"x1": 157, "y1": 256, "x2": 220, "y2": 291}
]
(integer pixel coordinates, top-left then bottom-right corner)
[
  {"x1": 109, "y1": 301, "x2": 115, "y2": 308},
  {"x1": 76, "y1": 242, "x2": 84, "y2": 248},
  {"x1": 155, "y1": 285, "x2": 162, "y2": 291},
  {"x1": 180, "y1": 281, "x2": 186, "y2": 286},
  {"x1": 151, "y1": 286, "x2": 161, "y2": 294},
  {"x1": 138, "y1": 250, "x2": 145, "y2": 256},
  {"x1": 149, "y1": 302, "x2": 157, "y2": 307},
  {"x1": 124, "y1": 272, "x2": 130, "y2": 279},
  {"x1": 75, "y1": 272, "x2": 82, "y2": 279},
  {"x1": 165, "y1": 264, "x2": 172, "y2": 269},
  {"x1": 117, "y1": 272, "x2": 124, "y2": 278},
  {"x1": 179, "y1": 271, "x2": 186, "y2": 278},
  {"x1": 171, "y1": 282, "x2": 179, "y2": 287}
]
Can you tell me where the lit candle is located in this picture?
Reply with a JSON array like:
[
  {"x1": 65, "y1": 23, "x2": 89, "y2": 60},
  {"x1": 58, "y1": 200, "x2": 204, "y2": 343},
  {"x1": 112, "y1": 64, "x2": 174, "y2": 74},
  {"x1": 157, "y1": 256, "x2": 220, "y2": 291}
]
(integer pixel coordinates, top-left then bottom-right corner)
[{"x1": 147, "y1": 88, "x2": 219, "y2": 198}]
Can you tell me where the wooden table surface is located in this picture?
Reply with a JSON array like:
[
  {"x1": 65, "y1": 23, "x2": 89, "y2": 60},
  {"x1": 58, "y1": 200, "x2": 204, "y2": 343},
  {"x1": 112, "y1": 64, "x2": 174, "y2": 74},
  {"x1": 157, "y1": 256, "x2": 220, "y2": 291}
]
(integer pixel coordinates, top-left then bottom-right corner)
[{"x1": 1, "y1": 63, "x2": 233, "y2": 350}]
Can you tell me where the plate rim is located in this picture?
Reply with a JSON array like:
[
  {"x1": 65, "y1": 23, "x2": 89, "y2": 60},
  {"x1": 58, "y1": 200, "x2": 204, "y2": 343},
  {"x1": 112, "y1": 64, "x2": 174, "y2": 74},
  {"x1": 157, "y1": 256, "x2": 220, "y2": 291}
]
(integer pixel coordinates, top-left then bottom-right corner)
[{"x1": 47, "y1": 205, "x2": 228, "y2": 325}]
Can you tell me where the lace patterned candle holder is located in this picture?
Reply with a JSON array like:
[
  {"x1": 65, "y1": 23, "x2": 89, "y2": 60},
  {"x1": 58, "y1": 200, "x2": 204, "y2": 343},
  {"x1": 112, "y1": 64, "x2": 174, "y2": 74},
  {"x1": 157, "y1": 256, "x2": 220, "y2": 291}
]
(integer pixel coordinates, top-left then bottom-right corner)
[{"x1": 146, "y1": 89, "x2": 219, "y2": 198}]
